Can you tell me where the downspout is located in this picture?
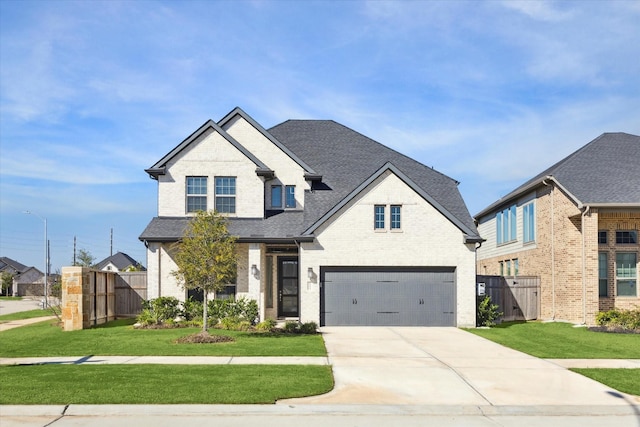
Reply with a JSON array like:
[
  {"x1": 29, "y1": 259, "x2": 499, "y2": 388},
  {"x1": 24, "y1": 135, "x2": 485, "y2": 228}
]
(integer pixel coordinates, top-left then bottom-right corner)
[
  {"x1": 542, "y1": 178, "x2": 556, "y2": 320},
  {"x1": 581, "y1": 206, "x2": 590, "y2": 325}
]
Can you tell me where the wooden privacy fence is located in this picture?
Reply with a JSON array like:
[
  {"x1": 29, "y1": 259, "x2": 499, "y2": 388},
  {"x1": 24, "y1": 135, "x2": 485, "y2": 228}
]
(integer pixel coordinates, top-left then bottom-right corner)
[
  {"x1": 476, "y1": 275, "x2": 540, "y2": 322},
  {"x1": 61, "y1": 267, "x2": 147, "y2": 331}
]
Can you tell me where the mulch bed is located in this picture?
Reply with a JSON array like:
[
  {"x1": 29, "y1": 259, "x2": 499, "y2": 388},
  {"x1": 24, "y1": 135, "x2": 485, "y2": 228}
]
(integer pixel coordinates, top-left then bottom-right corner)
[
  {"x1": 588, "y1": 326, "x2": 640, "y2": 334},
  {"x1": 174, "y1": 331, "x2": 236, "y2": 344}
]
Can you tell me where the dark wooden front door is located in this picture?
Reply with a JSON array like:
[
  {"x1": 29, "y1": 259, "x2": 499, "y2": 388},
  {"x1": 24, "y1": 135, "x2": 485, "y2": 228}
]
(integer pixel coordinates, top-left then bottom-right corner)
[{"x1": 278, "y1": 257, "x2": 299, "y2": 317}]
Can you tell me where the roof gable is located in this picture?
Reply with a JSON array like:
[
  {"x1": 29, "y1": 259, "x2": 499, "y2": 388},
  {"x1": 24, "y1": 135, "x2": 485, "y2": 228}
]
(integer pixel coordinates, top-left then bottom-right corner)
[
  {"x1": 145, "y1": 119, "x2": 273, "y2": 180},
  {"x1": 475, "y1": 132, "x2": 640, "y2": 218},
  {"x1": 95, "y1": 252, "x2": 145, "y2": 271},
  {"x1": 218, "y1": 107, "x2": 320, "y2": 180}
]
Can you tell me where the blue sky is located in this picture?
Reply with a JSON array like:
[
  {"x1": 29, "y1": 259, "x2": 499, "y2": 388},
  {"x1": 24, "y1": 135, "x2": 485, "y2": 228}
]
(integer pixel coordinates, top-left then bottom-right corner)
[{"x1": 1, "y1": 0, "x2": 639, "y2": 272}]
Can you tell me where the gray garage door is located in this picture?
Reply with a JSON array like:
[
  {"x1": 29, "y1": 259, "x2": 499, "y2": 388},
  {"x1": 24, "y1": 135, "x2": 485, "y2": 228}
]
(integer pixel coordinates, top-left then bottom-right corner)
[{"x1": 321, "y1": 267, "x2": 456, "y2": 326}]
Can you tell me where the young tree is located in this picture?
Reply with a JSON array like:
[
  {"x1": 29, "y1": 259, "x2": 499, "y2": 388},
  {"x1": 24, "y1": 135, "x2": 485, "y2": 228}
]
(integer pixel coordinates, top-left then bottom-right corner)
[
  {"x1": 171, "y1": 210, "x2": 237, "y2": 332},
  {"x1": 1, "y1": 272, "x2": 13, "y2": 296},
  {"x1": 75, "y1": 249, "x2": 95, "y2": 267}
]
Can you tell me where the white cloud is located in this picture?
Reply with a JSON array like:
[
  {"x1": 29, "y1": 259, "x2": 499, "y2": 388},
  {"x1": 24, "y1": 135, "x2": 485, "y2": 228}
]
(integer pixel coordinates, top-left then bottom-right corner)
[{"x1": 500, "y1": 0, "x2": 573, "y2": 22}]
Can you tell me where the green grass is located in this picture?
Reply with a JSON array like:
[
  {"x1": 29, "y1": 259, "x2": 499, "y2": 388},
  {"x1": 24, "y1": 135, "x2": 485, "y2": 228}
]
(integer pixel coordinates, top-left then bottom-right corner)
[
  {"x1": 0, "y1": 296, "x2": 22, "y2": 301},
  {"x1": 0, "y1": 318, "x2": 327, "y2": 357},
  {"x1": 0, "y1": 364, "x2": 334, "y2": 404},
  {"x1": 571, "y1": 369, "x2": 640, "y2": 396},
  {"x1": 467, "y1": 321, "x2": 640, "y2": 358},
  {"x1": 0, "y1": 308, "x2": 57, "y2": 322}
]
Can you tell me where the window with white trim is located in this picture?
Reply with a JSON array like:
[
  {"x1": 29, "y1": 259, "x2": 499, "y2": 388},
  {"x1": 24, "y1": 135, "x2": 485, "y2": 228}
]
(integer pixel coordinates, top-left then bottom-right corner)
[
  {"x1": 374, "y1": 205, "x2": 385, "y2": 230},
  {"x1": 215, "y1": 177, "x2": 236, "y2": 214},
  {"x1": 186, "y1": 176, "x2": 207, "y2": 213},
  {"x1": 390, "y1": 205, "x2": 401, "y2": 230},
  {"x1": 523, "y1": 202, "x2": 535, "y2": 243},
  {"x1": 271, "y1": 185, "x2": 282, "y2": 208},
  {"x1": 496, "y1": 204, "x2": 516, "y2": 245},
  {"x1": 616, "y1": 252, "x2": 637, "y2": 296},
  {"x1": 285, "y1": 185, "x2": 296, "y2": 208}
]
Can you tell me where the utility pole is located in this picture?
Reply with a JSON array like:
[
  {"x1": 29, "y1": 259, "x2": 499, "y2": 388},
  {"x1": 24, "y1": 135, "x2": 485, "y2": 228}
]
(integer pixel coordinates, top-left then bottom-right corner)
[
  {"x1": 110, "y1": 228, "x2": 113, "y2": 256},
  {"x1": 73, "y1": 236, "x2": 76, "y2": 266}
]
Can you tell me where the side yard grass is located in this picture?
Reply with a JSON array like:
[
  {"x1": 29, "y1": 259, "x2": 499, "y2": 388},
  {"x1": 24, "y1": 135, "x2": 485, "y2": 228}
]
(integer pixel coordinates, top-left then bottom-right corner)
[
  {"x1": 466, "y1": 321, "x2": 640, "y2": 396},
  {"x1": 0, "y1": 318, "x2": 326, "y2": 357},
  {"x1": 0, "y1": 364, "x2": 333, "y2": 404},
  {"x1": 0, "y1": 308, "x2": 57, "y2": 323}
]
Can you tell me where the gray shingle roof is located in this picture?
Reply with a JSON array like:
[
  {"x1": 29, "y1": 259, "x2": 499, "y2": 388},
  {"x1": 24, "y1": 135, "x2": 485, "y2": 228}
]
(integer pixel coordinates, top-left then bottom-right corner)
[
  {"x1": 0, "y1": 257, "x2": 29, "y2": 273},
  {"x1": 268, "y1": 120, "x2": 479, "y2": 237},
  {"x1": 95, "y1": 252, "x2": 146, "y2": 271},
  {"x1": 140, "y1": 113, "x2": 480, "y2": 242},
  {"x1": 475, "y1": 132, "x2": 640, "y2": 218}
]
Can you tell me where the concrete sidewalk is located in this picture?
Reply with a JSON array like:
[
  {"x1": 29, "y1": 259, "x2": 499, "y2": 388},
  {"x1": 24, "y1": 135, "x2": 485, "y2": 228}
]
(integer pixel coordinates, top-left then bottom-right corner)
[
  {"x1": 0, "y1": 355, "x2": 329, "y2": 365},
  {"x1": 0, "y1": 316, "x2": 57, "y2": 332}
]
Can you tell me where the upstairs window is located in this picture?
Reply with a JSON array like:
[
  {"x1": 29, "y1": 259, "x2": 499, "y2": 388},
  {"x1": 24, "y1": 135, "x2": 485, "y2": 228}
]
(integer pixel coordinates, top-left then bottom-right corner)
[
  {"x1": 186, "y1": 176, "x2": 207, "y2": 213},
  {"x1": 390, "y1": 205, "x2": 401, "y2": 230},
  {"x1": 598, "y1": 231, "x2": 608, "y2": 244},
  {"x1": 496, "y1": 204, "x2": 516, "y2": 244},
  {"x1": 374, "y1": 205, "x2": 385, "y2": 230},
  {"x1": 616, "y1": 231, "x2": 638, "y2": 244},
  {"x1": 285, "y1": 185, "x2": 296, "y2": 208},
  {"x1": 271, "y1": 185, "x2": 282, "y2": 208},
  {"x1": 523, "y1": 202, "x2": 535, "y2": 243},
  {"x1": 215, "y1": 177, "x2": 236, "y2": 214}
]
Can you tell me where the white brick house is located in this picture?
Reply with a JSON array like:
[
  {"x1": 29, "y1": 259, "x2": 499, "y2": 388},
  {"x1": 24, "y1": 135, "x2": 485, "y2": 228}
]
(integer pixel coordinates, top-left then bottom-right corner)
[{"x1": 139, "y1": 107, "x2": 482, "y2": 327}]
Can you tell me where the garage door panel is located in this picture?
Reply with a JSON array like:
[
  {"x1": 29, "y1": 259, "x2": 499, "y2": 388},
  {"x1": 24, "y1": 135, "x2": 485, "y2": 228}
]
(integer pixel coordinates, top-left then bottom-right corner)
[{"x1": 321, "y1": 268, "x2": 456, "y2": 326}]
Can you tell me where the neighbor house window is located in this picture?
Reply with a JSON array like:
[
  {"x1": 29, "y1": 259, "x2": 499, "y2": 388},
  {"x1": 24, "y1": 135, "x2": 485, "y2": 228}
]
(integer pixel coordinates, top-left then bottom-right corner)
[
  {"x1": 499, "y1": 261, "x2": 504, "y2": 276},
  {"x1": 271, "y1": 185, "x2": 282, "y2": 208},
  {"x1": 186, "y1": 176, "x2": 207, "y2": 213},
  {"x1": 215, "y1": 177, "x2": 236, "y2": 214},
  {"x1": 390, "y1": 205, "x2": 401, "y2": 229},
  {"x1": 523, "y1": 202, "x2": 535, "y2": 243},
  {"x1": 496, "y1": 204, "x2": 516, "y2": 244},
  {"x1": 505, "y1": 260, "x2": 511, "y2": 276},
  {"x1": 285, "y1": 185, "x2": 296, "y2": 208},
  {"x1": 615, "y1": 252, "x2": 637, "y2": 296},
  {"x1": 598, "y1": 252, "x2": 608, "y2": 297},
  {"x1": 598, "y1": 231, "x2": 608, "y2": 245},
  {"x1": 513, "y1": 259, "x2": 519, "y2": 276},
  {"x1": 374, "y1": 205, "x2": 385, "y2": 229},
  {"x1": 616, "y1": 231, "x2": 638, "y2": 244}
]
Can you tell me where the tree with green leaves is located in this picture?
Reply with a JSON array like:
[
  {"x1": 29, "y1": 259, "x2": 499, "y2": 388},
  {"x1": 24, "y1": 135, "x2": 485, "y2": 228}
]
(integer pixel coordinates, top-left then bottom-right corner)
[
  {"x1": 171, "y1": 210, "x2": 237, "y2": 332},
  {"x1": 1, "y1": 271, "x2": 13, "y2": 296},
  {"x1": 75, "y1": 249, "x2": 95, "y2": 267}
]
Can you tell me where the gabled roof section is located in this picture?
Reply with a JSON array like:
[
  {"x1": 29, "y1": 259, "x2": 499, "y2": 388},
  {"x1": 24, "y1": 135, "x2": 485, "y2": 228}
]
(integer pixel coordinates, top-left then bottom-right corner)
[
  {"x1": 0, "y1": 256, "x2": 29, "y2": 273},
  {"x1": 475, "y1": 132, "x2": 640, "y2": 219},
  {"x1": 218, "y1": 107, "x2": 321, "y2": 181},
  {"x1": 303, "y1": 162, "x2": 481, "y2": 241},
  {"x1": 95, "y1": 252, "x2": 146, "y2": 271},
  {"x1": 268, "y1": 120, "x2": 480, "y2": 240},
  {"x1": 145, "y1": 119, "x2": 273, "y2": 180}
]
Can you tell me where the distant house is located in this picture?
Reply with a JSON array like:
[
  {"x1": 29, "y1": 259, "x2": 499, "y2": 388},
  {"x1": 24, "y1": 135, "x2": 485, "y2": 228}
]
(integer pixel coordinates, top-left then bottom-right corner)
[
  {"x1": 475, "y1": 133, "x2": 640, "y2": 325},
  {"x1": 0, "y1": 256, "x2": 51, "y2": 297},
  {"x1": 95, "y1": 252, "x2": 146, "y2": 272},
  {"x1": 139, "y1": 107, "x2": 481, "y2": 327}
]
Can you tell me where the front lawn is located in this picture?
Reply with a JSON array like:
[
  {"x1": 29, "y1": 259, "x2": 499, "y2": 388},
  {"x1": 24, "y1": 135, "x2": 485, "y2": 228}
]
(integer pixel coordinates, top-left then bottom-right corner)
[
  {"x1": 0, "y1": 364, "x2": 333, "y2": 404},
  {"x1": 571, "y1": 369, "x2": 640, "y2": 396},
  {"x1": 0, "y1": 308, "x2": 57, "y2": 323},
  {"x1": 467, "y1": 321, "x2": 639, "y2": 359},
  {"x1": 0, "y1": 318, "x2": 327, "y2": 357}
]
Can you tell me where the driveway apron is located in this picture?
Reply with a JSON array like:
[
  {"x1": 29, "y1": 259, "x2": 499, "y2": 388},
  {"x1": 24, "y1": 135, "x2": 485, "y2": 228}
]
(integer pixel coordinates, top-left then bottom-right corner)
[{"x1": 280, "y1": 327, "x2": 638, "y2": 406}]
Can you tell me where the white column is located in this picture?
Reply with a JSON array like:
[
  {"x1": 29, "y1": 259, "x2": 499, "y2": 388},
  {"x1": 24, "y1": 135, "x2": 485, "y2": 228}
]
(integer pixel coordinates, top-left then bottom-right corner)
[{"x1": 247, "y1": 243, "x2": 263, "y2": 319}]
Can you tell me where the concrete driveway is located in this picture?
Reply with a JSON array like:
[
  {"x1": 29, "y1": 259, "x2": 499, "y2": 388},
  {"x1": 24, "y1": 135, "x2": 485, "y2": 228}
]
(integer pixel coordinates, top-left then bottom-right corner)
[{"x1": 280, "y1": 327, "x2": 639, "y2": 407}]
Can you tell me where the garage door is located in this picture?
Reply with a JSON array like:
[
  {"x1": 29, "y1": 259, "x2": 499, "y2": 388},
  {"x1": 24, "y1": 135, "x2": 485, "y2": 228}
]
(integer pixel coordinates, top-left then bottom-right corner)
[{"x1": 321, "y1": 267, "x2": 456, "y2": 326}]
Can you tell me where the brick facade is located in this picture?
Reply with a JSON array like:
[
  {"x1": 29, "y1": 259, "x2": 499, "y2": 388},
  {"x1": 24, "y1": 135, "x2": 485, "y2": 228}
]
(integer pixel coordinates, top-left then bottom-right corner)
[{"x1": 477, "y1": 183, "x2": 640, "y2": 325}]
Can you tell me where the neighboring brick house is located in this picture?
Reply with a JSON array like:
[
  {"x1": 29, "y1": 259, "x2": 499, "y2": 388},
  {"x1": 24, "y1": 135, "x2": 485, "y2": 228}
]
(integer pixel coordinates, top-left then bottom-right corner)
[
  {"x1": 475, "y1": 133, "x2": 640, "y2": 325},
  {"x1": 95, "y1": 252, "x2": 146, "y2": 272},
  {"x1": 139, "y1": 107, "x2": 482, "y2": 327}
]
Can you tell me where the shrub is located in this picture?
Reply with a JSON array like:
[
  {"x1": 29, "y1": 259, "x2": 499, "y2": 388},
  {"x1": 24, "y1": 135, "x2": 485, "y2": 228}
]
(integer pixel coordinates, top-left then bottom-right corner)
[
  {"x1": 219, "y1": 316, "x2": 252, "y2": 331},
  {"x1": 181, "y1": 297, "x2": 203, "y2": 321},
  {"x1": 477, "y1": 295, "x2": 502, "y2": 327},
  {"x1": 256, "y1": 318, "x2": 277, "y2": 331},
  {"x1": 137, "y1": 297, "x2": 181, "y2": 325},
  {"x1": 299, "y1": 321, "x2": 318, "y2": 334},
  {"x1": 283, "y1": 320, "x2": 300, "y2": 333},
  {"x1": 596, "y1": 307, "x2": 640, "y2": 330},
  {"x1": 208, "y1": 296, "x2": 259, "y2": 325}
]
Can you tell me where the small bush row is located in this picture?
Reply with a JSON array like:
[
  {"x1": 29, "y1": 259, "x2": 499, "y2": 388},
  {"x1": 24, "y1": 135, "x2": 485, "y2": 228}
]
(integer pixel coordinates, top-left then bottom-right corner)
[
  {"x1": 136, "y1": 296, "x2": 318, "y2": 334},
  {"x1": 596, "y1": 307, "x2": 640, "y2": 330}
]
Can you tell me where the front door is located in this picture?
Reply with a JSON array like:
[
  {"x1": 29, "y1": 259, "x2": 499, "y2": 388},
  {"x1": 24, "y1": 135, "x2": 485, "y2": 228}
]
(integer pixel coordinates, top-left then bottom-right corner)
[{"x1": 278, "y1": 257, "x2": 299, "y2": 317}]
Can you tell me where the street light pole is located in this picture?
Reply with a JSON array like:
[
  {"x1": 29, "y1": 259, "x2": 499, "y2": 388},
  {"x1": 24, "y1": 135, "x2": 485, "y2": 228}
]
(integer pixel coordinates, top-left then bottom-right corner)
[{"x1": 24, "y1": 211, "x2": 48, "y2": 308}]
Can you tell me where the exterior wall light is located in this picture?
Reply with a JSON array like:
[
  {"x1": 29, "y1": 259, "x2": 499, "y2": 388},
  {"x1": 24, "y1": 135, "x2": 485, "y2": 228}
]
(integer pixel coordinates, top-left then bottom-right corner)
[
  {"x1": 251, "y1": 264, "x2": 258, "y2": 277},
  {"x1": 307, "y1": 267, "x2": 314, "y2": 279}
]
